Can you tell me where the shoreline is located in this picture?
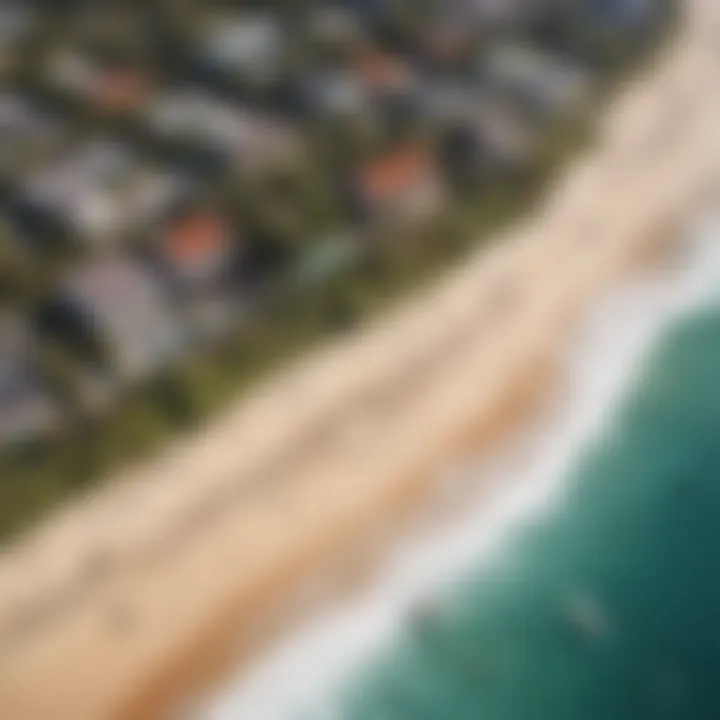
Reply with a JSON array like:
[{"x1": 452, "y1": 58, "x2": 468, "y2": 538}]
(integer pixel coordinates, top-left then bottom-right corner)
[
  {"x1": 0, "y1": 4, "x2": 718, "y2": 717},
  {"x1": 207, "y1": 213, "x2": 720, "y2": 719},
  {"x1": 119, "y1": 213, "x2": 701, "y2": 720}
]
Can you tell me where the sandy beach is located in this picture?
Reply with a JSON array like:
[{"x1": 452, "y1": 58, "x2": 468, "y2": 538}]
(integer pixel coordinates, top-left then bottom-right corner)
[{"x1": 1, "y1": 1, "x2": 719, "y2": 718}]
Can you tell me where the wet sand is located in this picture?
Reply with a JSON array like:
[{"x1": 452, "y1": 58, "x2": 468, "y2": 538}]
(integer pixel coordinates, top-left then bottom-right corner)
[{"x1": 0, "y1": 3, "x2": 719, "y2": 718}]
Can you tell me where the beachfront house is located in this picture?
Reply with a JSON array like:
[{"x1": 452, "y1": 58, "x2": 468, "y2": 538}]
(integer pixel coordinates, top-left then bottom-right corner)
[
  {"x1": 41, "y1": 256, "x2": 186, "y2": 382},
  {"x1": 481, "y1": 44, "x2": 590, "y2": 121},
  {"x1": 422, "y1": 85, "x2": 533, "y2": 187},
  {"x1": 11, "y1": 141, "x2": 186, "y2": 252},
  {"x1": 353, "y1": 145, "x2": 445, "y2": 228},
  {"x1": 144, "y1": 90, "x2": 301, "y2": 177},
  {"x1": 0, "y1": 317, "x2": 61, "y2": 447}
]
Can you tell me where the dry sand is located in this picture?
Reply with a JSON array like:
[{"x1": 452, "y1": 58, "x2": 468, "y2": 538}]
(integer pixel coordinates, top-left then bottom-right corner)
[{"x1": 1, "y1": 2, "x2": 719, "y2": 718}]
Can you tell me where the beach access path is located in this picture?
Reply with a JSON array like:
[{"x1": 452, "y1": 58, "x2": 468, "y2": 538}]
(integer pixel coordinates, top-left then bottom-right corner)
[{"x1": 1, "y1": 1, "x2": 719, "y2": 717}]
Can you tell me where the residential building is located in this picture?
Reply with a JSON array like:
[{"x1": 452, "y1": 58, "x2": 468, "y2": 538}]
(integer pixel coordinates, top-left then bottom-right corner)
[
  {"x1": 482, "y1": 44, "x2": 590, "y2": 120},
  {"x1": 152, "y1": 206, "x2": 245, "y2": 340},
  {"x1": 43, "y1": 256, "x2": 186, "y2": 382},
  {"x1": 354, "y1": 145, "x2": 445, "y2": 227},
  {"x1": 155, "y1": 208, "x2": 238, "y2": 291},
  {"x1": 12, "y1": 141, "x2": 186, "y2": 250},
  {"x1": 145, "y1": 90, "x2": 300, "y2": 175},
  {"x1": 423, "y1": 85, "x2": 533, "y2": 183}
]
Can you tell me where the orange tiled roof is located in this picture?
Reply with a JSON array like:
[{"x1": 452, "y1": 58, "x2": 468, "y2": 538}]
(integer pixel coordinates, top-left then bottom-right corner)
[
  {"x1": 359, "y1": 147, "x2": 433, "y2": 201},
  {"x1": 163, "y1": 213, "x2": 231, "y2": 266}
]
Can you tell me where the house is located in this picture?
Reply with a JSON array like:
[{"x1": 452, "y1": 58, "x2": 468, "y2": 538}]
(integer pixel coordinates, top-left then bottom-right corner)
[
  {"x1": 198, "y1": 13, "x2": 286, "y2": 91},
  {"x1": 144, "y1": 90, "x2": 300, "y2": 175},
  {"x1": 12, "y1": 141, "x2": 187, "y2": 250},
  {"x1": 0, "y1": 317, "x2": 61, "y2": 447},
  {"x1": 150, "y1": 206, "x2": 246, "y2": 339},
  {"x1": 42, "y1": 257, "x2": 186, "y2": 382},
  {"x1": 354, "y1": 146, "x2": 445, "y2": 227},
  {"x1": 482, "y1": 44, "x2": 590, "y2": 120},
  {"x1": 349, "y1": 47, "x2": 425, "y2": 135},
  {"x1": 154, "y1": 207, "x2": 239, "y2": 289},
  {"x1": 422, "y1": 85, "x2": 534, "y2": 183},
  {"x1": 44, "y1": 47, "x2": 151, "y2": 114}
]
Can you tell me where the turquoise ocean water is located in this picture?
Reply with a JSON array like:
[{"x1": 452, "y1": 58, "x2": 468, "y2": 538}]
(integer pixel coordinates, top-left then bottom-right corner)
[
  {"x1": 344, "y1": 306, "x2": 720, "y2": 720},
  {"x1": 207, "y1": 218, "x2": 720, "y2": 720}
]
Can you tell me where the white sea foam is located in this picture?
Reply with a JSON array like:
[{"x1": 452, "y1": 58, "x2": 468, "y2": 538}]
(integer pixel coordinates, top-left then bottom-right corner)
[{"x1": 205, "y1": 214, "x2": 720, "y2": 720}]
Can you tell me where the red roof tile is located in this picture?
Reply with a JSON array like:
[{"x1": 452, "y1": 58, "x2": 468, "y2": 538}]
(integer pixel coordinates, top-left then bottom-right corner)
[
  {"x1": 358, "y1": 148, "x2": 434, "y2": 201},
  {"x1": 163, "y1": 213, "x2": 232, "y2": 270}
]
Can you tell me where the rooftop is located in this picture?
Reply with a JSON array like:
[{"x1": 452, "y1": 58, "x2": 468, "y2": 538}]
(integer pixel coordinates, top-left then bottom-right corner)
[
  {"x1": 359, "y1": 147, "x2": 435, "y2": 201},
  {"x1": 161, "y1": 211, "x2": 235, "y2": 283}
]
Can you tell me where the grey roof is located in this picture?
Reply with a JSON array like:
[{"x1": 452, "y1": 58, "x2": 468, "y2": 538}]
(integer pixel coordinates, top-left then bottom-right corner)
[{"x1": 62, "y1": 257, "x2": 186, "y2": 380}]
